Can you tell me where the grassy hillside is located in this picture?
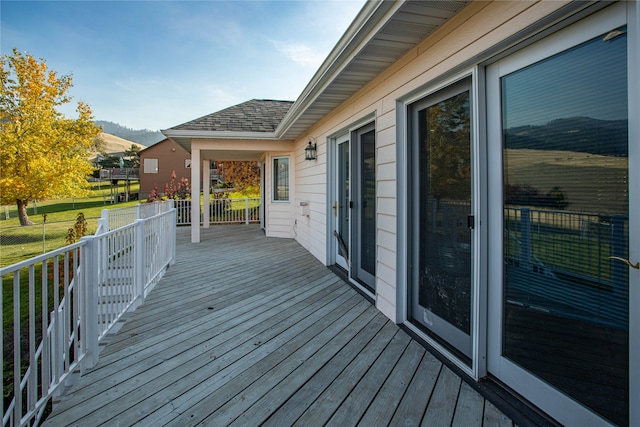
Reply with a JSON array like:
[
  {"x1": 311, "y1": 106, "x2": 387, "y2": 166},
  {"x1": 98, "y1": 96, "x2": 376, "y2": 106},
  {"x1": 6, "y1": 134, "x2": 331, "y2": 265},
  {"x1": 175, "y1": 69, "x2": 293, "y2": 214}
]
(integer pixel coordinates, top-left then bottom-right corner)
[
  {"x1": 94, "y1": 132, "x2": 146, "y2": 156},
  {"x1": 505, "y1": 148, "x2": 627, "y2": 215},
  {"x1": 96, "y1": 120, "x2": 164, "y2": 146}
]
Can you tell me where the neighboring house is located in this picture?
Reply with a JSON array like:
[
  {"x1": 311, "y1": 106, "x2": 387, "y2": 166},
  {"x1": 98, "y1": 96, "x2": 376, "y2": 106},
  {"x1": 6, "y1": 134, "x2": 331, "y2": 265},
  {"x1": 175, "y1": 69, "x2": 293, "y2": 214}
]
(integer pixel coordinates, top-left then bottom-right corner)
[
  {"x1": 138, "y1": 138, "x2": 194, "y2": 198},
  {"x1": 163, "y1": 2, "x2": 638, "y2": 426}
]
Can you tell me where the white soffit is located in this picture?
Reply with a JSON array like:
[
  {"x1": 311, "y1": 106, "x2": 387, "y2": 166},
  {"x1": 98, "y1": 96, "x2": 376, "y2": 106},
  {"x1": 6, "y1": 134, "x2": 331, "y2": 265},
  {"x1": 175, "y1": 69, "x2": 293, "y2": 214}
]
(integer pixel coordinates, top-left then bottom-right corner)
[{"x1": 277, "y1": 0, "x2": 470, "y2": 140}]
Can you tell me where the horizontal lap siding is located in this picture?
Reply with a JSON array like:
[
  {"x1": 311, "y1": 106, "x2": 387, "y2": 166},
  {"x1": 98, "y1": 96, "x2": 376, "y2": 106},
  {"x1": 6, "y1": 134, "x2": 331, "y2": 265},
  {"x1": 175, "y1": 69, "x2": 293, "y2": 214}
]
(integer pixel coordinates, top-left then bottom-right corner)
[{"x1": 292, "y1": 0, "x2": 568, "y2": 319}]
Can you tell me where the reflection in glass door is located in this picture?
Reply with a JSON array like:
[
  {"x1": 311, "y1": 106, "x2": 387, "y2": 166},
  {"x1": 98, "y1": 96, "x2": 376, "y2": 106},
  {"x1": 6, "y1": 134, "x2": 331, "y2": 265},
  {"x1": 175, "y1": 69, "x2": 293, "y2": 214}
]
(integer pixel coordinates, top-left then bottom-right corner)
[
  {"x1": 409, "y1": 79, "x2": 474, "y2": 361},
  {"x1": 488, "y1": 18, "x2": 630, "y2": 426}
]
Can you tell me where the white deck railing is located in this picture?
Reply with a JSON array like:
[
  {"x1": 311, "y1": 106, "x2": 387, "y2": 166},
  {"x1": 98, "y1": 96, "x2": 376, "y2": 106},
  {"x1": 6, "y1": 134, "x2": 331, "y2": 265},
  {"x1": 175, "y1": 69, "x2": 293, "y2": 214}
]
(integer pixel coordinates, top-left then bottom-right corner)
[
  {"x1": 174, "y1": 198, "x2": 260, "y2": 226},
  {"x1": 1, "y1": 203, "x2": 176, "y2": 427}
]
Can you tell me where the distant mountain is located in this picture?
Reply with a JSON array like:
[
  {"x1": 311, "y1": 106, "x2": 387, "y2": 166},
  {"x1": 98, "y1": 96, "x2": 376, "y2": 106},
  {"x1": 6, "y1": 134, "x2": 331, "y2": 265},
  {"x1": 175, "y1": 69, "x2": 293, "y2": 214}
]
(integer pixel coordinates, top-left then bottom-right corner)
[
  {"x1": 504, "y1": 116, "x2": 627, "y2": 156},
  {"x1": 96, "y1": 121, "x2": 164, "y2": 146},
  {"x1": 94, "y1": 133, "x2": 145, "y2": 156}
]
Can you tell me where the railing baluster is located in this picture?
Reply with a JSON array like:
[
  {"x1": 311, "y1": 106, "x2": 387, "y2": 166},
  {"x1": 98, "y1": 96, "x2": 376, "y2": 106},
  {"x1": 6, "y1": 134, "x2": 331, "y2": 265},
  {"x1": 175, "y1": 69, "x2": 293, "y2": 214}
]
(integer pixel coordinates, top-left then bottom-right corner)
[
  {"x1": 28, "y1": 265, "x2": 37, "y2": 413},
  {"x1": 52, "y1": 255, "x2": 61, "y2": 385},
  {"x1": 13, "y1": 271, "x2": 22, "y2": 424},
  {"x1": 1, "y1": 268, "x2": 3, "y2": 422},
  {"x1": 41, "y1": 259, "x2": 50, "y2": 398}
]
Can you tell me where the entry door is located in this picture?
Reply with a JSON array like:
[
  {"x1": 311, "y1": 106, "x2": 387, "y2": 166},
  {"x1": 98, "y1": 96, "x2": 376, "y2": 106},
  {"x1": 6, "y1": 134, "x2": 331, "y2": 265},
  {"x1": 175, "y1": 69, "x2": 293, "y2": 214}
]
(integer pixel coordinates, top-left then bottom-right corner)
[
  {"x1": 352, "y1": 124, "x2": 376, "y2": 291},
  {"x1": 487, "y1": 6, "x2": 635, "y2": 426},
  {"x1": 334, "y1": 137, "x2": 349, "y2": 270},
  {"x1": 409, "y1": 78, "x2": 475, "y2": 361}
]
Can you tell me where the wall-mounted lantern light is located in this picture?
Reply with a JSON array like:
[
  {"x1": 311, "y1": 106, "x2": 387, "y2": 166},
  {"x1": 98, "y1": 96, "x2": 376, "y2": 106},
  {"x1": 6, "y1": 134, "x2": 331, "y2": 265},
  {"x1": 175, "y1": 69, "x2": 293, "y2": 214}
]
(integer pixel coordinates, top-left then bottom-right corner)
[{"x1": 305, "y1": 139, "x2": 317, "y2": 161}]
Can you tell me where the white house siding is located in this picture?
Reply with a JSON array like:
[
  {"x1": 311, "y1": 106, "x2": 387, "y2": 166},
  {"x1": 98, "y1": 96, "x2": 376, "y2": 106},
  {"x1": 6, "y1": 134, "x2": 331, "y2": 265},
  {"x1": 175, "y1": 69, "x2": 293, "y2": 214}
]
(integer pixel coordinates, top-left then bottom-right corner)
[{"x1": 290, "y1": 0, "x2": 570, "y2": 322}]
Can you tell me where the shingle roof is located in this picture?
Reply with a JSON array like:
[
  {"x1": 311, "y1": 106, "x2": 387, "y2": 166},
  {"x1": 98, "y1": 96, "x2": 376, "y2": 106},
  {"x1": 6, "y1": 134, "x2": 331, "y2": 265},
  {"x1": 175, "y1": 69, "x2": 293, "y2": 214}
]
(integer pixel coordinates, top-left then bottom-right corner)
[{"x1": 169, "y1": 99, "x2": 293, "y2": 133}]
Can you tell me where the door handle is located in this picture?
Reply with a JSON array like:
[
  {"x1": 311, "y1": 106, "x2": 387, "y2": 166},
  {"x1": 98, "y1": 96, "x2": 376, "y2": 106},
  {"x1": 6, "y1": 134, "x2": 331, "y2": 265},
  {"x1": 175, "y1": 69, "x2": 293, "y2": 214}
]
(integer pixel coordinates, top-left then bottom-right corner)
[
  {"x1": 333, "y1": 201, "x2": 338, "y2": 216},
  {"x1": 609, "y1": 256, "x2": 640, "y2": 270}
]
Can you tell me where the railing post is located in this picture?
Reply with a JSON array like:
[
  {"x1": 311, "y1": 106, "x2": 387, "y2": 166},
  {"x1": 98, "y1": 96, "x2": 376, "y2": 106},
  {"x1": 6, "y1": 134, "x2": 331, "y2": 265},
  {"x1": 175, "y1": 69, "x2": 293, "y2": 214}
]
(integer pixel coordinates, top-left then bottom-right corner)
[
  {"x1": 134, "y1": 219, "x2": 146, "y2": 305},
  {"x1": 170, "y1": 208, "x2": 177, "y2": 266},
  {"x1": 101, "y1": 208, "x2": 109, "y2": 231},
  {"x1": 136, "y1": 204, "x2": 141, "y2": 220},
  {"x1": 610, "y1": 214, "x2": 627, "y2": 298},
  {"x1": 521, "y1": 208, "x2": 532, "y2": 271},
  {"x1": 245, "y1": 198, "x2": 250, "y2": 224},
  {"x1": 80, "y1": 236, "x2": 99, "y2": 371}
]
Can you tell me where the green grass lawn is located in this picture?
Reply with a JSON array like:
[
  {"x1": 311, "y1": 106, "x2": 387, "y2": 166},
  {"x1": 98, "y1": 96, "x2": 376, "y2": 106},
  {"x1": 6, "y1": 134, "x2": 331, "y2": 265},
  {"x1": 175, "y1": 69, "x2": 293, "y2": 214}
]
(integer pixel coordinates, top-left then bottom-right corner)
[{"x1": 1, "y1": 181, "x2": 140, "y2": 267}]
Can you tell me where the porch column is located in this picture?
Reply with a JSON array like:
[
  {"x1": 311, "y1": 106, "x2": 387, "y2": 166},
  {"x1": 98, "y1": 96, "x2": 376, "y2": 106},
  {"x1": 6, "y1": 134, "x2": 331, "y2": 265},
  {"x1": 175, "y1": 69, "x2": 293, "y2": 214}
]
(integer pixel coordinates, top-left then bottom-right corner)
[
  {"x1": 191, "y1": 148, "x2": 200, "y2": 243},
  {"x1": 203, "y1": 159, "x2": 210, "y2": 229}
]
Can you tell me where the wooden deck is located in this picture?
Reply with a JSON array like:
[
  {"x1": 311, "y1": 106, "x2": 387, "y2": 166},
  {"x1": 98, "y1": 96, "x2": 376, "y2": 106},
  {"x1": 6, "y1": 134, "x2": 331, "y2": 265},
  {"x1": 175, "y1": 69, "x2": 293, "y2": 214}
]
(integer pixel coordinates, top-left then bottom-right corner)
[{"x1": 43, "y1": 225, "x2": 514, "y2": 426}]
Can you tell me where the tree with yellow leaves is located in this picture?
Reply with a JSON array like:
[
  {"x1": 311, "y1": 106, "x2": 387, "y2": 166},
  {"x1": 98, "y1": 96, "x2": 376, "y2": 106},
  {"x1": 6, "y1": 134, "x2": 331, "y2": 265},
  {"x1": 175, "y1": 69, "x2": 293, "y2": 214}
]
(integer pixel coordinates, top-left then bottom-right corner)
[{"x1": 1, "y1": 49, "x2": 101, "y2": 225}]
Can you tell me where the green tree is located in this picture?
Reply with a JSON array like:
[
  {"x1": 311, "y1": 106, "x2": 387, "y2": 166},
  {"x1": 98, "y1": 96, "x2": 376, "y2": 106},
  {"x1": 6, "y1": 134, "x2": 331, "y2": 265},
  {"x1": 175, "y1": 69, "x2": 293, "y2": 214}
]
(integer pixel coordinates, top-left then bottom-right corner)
[
  {"x1": 124, "y1": 144, "x2": 141, "y2": 168},
  {"x1": 425, "y1": 92, "x2": 470, "y2": 201},
  {"x1": 0, "y1": 49, "x2": 101, "y2": 225}
]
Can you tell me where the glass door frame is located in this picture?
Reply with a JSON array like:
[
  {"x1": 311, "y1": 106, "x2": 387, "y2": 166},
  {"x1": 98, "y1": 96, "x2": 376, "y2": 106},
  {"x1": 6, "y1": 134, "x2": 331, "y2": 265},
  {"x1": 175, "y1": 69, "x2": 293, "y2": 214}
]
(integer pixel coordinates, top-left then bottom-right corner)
[
  {"x1": 327, "y1": 114, "x2": 377, "y2": 298},
  {"x1": 408, "y1": 78, "x2": 475, "y2": 362},
  {"x1": 486, "y1": 3, "x2": 638, "y2": 425},
  {"x1": 352, "y1": 123, "x2": 376, "y2": 292},
  {"x1": 334, "y1": 134, "x2": 350, "y2": 271},
  {"x1": 398, "y1": 69, "x2": 486, "y2": 380}
]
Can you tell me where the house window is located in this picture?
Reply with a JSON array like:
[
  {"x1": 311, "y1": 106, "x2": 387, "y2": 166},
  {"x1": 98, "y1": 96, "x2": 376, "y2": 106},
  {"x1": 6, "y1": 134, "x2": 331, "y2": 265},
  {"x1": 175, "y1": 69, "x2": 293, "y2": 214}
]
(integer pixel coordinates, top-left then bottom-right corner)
[
  {"x1": 272, "y1": 157, "x2": 289, "y2": 201},
  {"x1": 143, "y1": 158, "x2": 158, "y2": 174}
]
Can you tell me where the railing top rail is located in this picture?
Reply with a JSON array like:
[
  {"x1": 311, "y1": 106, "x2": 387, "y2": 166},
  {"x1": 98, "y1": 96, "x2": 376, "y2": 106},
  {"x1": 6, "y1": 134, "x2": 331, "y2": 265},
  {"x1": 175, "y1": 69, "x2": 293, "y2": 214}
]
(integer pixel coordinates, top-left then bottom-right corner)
[
  {"x1": 505, "y1": 206, "x2": 629, "y2": 220},
  {"x1": 99, "y1": 208, "x2": 175, "y2": 236},
  {"x1": 0, "y1": 240, "x2": 85, "y2": 275}
]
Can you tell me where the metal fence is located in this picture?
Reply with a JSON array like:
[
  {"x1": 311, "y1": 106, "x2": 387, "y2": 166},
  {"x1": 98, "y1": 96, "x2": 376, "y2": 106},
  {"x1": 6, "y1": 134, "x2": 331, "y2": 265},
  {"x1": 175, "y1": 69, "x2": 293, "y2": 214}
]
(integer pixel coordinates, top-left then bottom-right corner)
[
  {"x1": 0, "y1": 219, "x2": 100, "y2": 267},
  {"x1": 99, "y1": 200, "x2": 174, "y2": 232}
]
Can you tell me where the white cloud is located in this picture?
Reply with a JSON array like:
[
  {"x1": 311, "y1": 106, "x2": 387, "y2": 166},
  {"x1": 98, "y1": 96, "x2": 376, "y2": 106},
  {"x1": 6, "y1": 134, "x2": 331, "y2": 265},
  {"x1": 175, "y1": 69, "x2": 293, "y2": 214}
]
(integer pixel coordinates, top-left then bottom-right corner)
[{"x1": 272, "y1": 40, "x2": 326, "y2": 68}]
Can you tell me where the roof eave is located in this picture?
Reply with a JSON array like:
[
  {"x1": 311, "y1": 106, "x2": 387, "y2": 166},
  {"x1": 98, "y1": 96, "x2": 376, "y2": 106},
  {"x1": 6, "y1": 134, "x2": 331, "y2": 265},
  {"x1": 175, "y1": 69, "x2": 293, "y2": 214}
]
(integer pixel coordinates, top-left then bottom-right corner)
[
  {"x1": 275, "y1": 1, "x2": 402, "y2": 139},
  {"x1": 161, "y1": 129, "x2": 285, "y2": 154}
]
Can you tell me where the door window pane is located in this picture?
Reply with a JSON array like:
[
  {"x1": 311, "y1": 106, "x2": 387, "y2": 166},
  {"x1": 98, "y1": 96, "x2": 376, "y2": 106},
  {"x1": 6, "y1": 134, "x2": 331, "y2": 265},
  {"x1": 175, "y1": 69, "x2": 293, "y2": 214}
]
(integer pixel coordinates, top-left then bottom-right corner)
[
  {"x1": 501, "y1": 28, "x2": 628, "y2": 425},
  {"x1": 338, "y1": 142, "x2": 349, "y2": 260},
  {"x1": 419, "y1": 91, "x2": 472, "y2": 335},
  {"x1": 273, "y1": 157, "x2": 289, "y2": 201},
  {"x1": 408, "y1": 79, "x2": 473, "y2": 362},
  {"x1": 360, "y1": 130, "x2": 376, "y2": 276}
]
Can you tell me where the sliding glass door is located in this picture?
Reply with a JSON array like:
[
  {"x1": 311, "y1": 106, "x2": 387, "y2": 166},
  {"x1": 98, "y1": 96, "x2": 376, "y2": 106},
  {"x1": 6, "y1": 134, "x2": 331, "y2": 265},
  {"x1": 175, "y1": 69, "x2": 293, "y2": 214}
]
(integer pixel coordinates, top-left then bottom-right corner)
[
  {"x1": 408, "y1": 78, "x2": 475, "y2": 362},
  {"x1": 487, "y1": 5, "x2": 633, "y2": 425}
]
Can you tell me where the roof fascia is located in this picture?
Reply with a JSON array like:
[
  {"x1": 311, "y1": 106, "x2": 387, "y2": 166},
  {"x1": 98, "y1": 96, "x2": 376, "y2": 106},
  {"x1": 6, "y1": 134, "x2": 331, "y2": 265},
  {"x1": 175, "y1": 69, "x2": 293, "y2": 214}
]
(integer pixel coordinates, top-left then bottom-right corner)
[
  {"x1": 162, "y1": 129, "x2": 285, "y2": 141},
  {"x1": 275, "y1": 0, "x2": 405, "y2": 138}
]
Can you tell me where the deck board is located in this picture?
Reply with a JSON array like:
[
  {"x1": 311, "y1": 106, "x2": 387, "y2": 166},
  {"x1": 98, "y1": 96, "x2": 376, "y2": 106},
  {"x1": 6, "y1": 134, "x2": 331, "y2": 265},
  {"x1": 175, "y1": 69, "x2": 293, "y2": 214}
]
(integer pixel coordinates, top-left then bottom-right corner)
[{"x1": 42, "y1": 225, "x2": 514, "y2": 427}]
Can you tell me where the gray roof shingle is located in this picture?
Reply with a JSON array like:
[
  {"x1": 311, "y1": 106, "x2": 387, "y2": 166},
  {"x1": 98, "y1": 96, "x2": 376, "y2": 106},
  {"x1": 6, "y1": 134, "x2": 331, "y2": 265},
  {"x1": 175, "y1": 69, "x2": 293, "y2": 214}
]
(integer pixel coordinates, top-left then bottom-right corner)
[{"x1": 169, "y1": 99, "x2": 293, "y2": 133}]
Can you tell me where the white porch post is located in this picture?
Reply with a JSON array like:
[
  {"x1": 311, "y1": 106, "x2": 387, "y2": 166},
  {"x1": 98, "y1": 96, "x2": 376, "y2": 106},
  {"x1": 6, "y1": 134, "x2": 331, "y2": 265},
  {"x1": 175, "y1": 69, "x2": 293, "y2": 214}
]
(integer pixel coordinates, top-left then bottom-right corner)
[
  {"x1": 203, "y1": 159, "x2": 210, "y2": 229},
  {"x1": 191, "y1": 148, "x2": 201, "y2": 243}
]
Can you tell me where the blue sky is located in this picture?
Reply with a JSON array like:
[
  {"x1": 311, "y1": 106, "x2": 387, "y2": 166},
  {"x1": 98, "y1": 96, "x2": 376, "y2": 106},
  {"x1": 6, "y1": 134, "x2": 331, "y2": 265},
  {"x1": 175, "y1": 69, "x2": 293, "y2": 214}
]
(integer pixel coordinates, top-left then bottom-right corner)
[{"x1": 1, "y1": 0, "x2": 364, "y2": 131}]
